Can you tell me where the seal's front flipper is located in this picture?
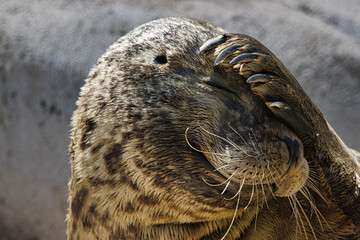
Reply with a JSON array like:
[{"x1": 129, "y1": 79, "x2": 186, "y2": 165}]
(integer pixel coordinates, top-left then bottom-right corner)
[
  {"x1": 199, "y1": 34, "x2": 317, "y2": 139},
  {"x1": 200, "y1": 34, "x2": 360, "y2": 234}
]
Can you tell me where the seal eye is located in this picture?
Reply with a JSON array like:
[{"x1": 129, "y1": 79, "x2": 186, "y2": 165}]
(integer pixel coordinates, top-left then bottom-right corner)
[{"x1": 154, "y1": 55, "x2": 168, "y2": 64}]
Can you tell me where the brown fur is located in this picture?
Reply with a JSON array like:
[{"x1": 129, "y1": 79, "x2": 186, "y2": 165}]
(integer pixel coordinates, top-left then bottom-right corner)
[{"x1": 67, "y1": 18, "x2": 360, "y2": 239}]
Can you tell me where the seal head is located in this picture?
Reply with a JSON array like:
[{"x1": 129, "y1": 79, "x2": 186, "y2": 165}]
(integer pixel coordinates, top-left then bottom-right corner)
[{"x1": 68, "y1": 18, "x2": 313, "y2": 239}]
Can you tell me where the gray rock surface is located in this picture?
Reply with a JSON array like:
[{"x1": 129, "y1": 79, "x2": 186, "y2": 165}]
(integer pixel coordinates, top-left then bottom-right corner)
[{"x1": 0, "y1": 0, "x2": 359, "y2": 239}]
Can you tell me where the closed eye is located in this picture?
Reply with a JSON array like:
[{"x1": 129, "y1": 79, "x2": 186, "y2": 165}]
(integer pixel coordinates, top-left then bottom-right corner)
[{"x1": 203, "y1": 80, "x2": 240, "y2": 99}]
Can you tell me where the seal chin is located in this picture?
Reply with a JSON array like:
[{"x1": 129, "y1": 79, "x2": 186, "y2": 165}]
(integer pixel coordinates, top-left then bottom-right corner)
[{"x1": 273, "y1": 158, "x2": 309, "y2": 197}]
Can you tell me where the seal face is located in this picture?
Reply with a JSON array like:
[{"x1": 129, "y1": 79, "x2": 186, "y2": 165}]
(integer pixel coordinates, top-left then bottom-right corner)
[{"x1": 67, "y1": 18, "x2": 360, "y2": 239}]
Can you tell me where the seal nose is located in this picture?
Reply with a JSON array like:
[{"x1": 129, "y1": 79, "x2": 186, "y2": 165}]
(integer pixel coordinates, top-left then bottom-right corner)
[{"x1": 282, "y1": 136, "x2": 300, "y2": 164}]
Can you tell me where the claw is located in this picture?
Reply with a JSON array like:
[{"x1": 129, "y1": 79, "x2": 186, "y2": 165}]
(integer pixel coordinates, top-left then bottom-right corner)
[
  {"x1": 246, "y1": 74, "x2": 271, "y2": 84},
  {"x1": 266, "y1": 101, "x2": 290, "y2": 110},
  {"x1": 214, "y1": 45, "x2": 239, "y2": 66},
  {"x1": 229, "y1": 53, "x2": 258, "y2": 65},
  {"x1": 199, "y1": 35, "x2": 230, "y2": 55}
]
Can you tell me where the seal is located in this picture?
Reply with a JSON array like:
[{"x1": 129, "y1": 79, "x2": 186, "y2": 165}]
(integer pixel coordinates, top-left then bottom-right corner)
[{"x1": 67, "y1": 17, "x2": 360, "y2": 239}]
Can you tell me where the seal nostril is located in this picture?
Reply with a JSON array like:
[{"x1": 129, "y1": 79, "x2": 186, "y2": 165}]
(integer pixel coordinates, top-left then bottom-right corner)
[{"x1": 282, "y1": 136, "x2": 300, "y2": 164}]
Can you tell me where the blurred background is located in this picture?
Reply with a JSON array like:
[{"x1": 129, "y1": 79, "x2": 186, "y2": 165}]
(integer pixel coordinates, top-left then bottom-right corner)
[{"x1": 0, "y1": 0, "x2": 359, "y2": 239}]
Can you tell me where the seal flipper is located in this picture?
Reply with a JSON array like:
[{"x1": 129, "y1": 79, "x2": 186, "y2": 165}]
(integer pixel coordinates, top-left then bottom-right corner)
[
  {"x1": 200, "y1": 34, "x2": 313, "y2": 137},
  {"x1": 200, "y1": 33, "x2": 360, "y2": 236}
]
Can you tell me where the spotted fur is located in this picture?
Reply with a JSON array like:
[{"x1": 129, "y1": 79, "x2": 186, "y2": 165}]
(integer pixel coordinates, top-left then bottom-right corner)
[{"x1": 67, "y1": 18, "x2": 360, "y2": 239}]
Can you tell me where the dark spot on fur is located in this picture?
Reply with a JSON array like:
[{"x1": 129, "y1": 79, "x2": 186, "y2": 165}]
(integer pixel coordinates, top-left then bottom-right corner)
[
  {"x1": 134, "y1": 155, "x2": 144, "y2": 169},
  {"x1": 71, "y1": 187, "x2": 88, "y2": 218},
  {"x1": 88, "y1": 177, "x2": 116, "y2": 187},
  {"x1": 104, "y1": 143, "x2": 123, "y2": 174},
  {"x1": 89, "y1": 71, "x2": 98, "y2": 79},
  {"x1": 125, "y1": 202, "x2": 136, "y2": 212},
  {"x1": 102, "y1": 211, "x2": 110, "y2": 222},
  {"x1": 91, "y1": 142, "x2": 104, "y2": 154},
  {"x1": 198, "y1": 206, "x2": 217, "y2": 214},
  {"x1": 128, "y1": 180, "x2": 139, "y2": 191},
  {"x1": 128, "y1": 223, "x2": 138, "y2": 232},
  {"x1": 99, "y1": 102, "x2": 106, "y2": 109},
  {"x1": 124, "y1": 104, "x2": 143, "y2": 122},
  {"x1": 109, "y1": 128, "x2": 117, "y2": 136},
  {"x1": 138, "y1": 194, "x2": 158, "y2": 205},
  {"x1": 82, "y1": 214, "x2": 93, "y2": 229},
  {"x1": 85, "y1": 119, "x2": 96, "y2": 131},
  {"x1": 153, "y1": 173, "x2": 167, "y2": 187},
  {"x1": 121, "y1": 132, "x2": 131, "y2": 142},
  {"x1": 110, "y1": 227, "x2": 127, "y2": 240},
  {"x1": 81, "y1": 103, "x2": 88, "y2": 112},
  {"x1": 80, "y1": 119, "x2": 96, "y2": 150},
  {"x1": 80, "y1": 142, "x2": 86, "y2": 151},
  {"x1": 136, "y1": 140, "x2": 144, "y2": 150},
  {"x1": 119, "y1": 170, "x2": 139, "y2": 191},
  {"x1": 89, "y1": 204, "x2": 98, "y2": 215},
  {"x1": 124, "y1": 44, "x2": 143, "y2": 58}
]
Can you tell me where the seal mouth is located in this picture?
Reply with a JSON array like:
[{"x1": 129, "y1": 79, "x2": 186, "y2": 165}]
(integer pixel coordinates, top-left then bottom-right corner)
[{"x1": 193, "y1": 123, "x2": 308, "y2": 197}]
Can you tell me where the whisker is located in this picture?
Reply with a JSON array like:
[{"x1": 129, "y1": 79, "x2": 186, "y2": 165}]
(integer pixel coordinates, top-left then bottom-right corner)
[
  {"x1": 222, "y1": 179, "x2": 232, "y2": 195},
  {"x1": 305, "y1": 177, "x2": 327, "y2": 203},
  {"x1": 288, "y1": 197, "x2": 298, "y2": 228},
  {"x1": 299, "y1": 189, "x2": 322, "y2": 232},
  {"x1": 226, "y1": 136, "x2": 255, "y2": 158},
  {"x1": 294, "y1": 195, "x2": 318, "y2": 240},
  {"x1": 225, "y1": 173, "x2": 246, "y2": 201},
  {"x1": 267, "y1": 162, "x2": 278, "y2": 185},
  {"x1": 259, "y1": 169, "x2": 269, "y2": 209},
  {"x1": 300, "y1": 187, "x2": 332, "y2": 232},
  {"x1": 244, "y1": 179, "x2": 255, "y2": 209},
  {"x1": 185, "y1": 128, "x2": 230, "y2": 157},
  {"x1": 289, "y1": 196, "x2": 302, "y2": 239},
  {"x1": 271, "y1": 166, "x2": 282, "y2": 178},
  {"x1": 301, "y1": 188, "x2": 315, "y2": 216},
  {"x1": 254, "y1": 180, "x2": 259, "y2": 231},
  {"x1": 220, "y1": 180, "x2": 242, "y2": 240},
  {"x1": 275, "y1": 165, "x2": 285, "y2": 175},
  {"x1": 214, "y1": 163, "x2": 230, "y2": 172},
  {"x1": 248, "y1": 133, "x2": 258, "y2": 153},
  {"x1": 198, "y1": 121, "x2": 256, "y2": 157},
  {"x1": 293, "y1": 196, "x2": 309, "y2": 240},
  {"x1": 202, "y1": 169, "x2": 237, "y2": 187},
  {"x1": 264, "y1": 173, "x2": 276, "y2": 198},
  {"x1": 251, "y1": 129, "x2": 264, "y2": 154},
  {"x1": 228, "y1": 122, "x2": 249, "y2": 147}
]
